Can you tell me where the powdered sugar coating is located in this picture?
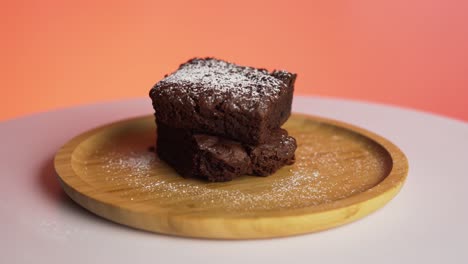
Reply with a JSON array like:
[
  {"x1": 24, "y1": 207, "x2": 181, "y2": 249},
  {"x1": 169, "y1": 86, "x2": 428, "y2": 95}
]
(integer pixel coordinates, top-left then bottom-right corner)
[{"x1": 153, "y1": 58, "x2": 286, "y2": 106}]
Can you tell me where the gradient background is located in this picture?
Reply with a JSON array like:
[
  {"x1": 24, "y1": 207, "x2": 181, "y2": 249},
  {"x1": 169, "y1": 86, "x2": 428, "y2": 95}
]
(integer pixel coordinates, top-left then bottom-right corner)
[{"x1": 2, "y1": 0, "x2": 468, "y2": 121}]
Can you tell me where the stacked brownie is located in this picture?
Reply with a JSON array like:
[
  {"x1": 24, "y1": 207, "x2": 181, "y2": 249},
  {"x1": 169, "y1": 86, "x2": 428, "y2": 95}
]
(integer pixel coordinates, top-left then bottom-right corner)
[{"x1": 149, "y1": 58, "x2": 297, "y2": 182}]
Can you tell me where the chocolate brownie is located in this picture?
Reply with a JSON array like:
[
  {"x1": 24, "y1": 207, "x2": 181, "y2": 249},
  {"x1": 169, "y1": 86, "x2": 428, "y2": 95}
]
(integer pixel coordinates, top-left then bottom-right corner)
[
  {"x1": 149, "y1": 58, "x2": 296, "y2": 145},
  {"x1": 247, "y1": 129, "x2": 297, "y2": 176},
  {"x1": 156, "y1": 123, "x2": 296, "y2": 182}
]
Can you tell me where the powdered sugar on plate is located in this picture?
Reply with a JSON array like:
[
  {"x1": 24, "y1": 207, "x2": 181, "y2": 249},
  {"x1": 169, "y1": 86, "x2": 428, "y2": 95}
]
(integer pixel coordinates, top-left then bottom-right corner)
[{"x1": 90, "y1": 123, "x2": 390, "y2": 213}]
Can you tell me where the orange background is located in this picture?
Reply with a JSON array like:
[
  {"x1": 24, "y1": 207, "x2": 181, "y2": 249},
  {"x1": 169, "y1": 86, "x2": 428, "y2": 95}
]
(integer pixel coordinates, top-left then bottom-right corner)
[{"x1": 2, "y1": 0, "x2": 468, "y2": 121}]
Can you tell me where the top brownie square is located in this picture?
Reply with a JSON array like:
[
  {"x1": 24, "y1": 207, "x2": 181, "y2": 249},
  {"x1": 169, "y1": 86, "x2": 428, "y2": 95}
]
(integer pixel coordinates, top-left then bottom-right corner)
[{"x1": 149, "y1": 58, "x2": 296, "y2": 145}]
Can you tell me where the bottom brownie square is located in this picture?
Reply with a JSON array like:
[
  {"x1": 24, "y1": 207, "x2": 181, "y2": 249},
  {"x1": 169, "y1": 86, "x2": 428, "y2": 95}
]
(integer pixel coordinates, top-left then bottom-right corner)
[{"x1": 156, "y1": 123, "x2": 296, "y2": 182}]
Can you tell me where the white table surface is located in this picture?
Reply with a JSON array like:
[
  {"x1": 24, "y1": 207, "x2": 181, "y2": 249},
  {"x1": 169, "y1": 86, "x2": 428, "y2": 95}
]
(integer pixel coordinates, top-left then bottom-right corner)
[{"x1": 1, "y1": 96, "x2": 467, "y2": 264}]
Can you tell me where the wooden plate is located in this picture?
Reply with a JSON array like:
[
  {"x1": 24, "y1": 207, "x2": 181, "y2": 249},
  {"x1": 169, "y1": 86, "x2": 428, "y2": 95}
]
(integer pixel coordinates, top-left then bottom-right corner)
[{"x1": 54, "y1": 113, "x2": 408, "y2": 239}]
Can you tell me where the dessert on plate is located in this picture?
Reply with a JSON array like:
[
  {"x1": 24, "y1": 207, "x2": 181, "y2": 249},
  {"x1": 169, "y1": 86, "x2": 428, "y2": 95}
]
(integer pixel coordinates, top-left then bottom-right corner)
[{"x1": 149, "y1": 58, "x2": 297, "y2": 182}]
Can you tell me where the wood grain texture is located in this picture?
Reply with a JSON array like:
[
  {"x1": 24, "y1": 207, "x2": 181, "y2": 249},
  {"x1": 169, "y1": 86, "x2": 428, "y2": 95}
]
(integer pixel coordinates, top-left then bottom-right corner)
[{"x1": 54, "y1": 113, "x2": 408, "y2": 239}]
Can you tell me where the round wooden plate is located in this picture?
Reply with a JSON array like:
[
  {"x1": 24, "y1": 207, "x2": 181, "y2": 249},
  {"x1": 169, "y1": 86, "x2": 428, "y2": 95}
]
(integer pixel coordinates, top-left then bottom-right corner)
[{"x1": 54, "y1": 113, "x2": 408, "y2": 239}]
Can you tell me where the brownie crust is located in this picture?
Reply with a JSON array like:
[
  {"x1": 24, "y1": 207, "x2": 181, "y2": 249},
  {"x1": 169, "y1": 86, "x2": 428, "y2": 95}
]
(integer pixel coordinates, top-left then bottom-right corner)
[{"x1": 150, "y1": 58, "x2": 296, "y2": 145}]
